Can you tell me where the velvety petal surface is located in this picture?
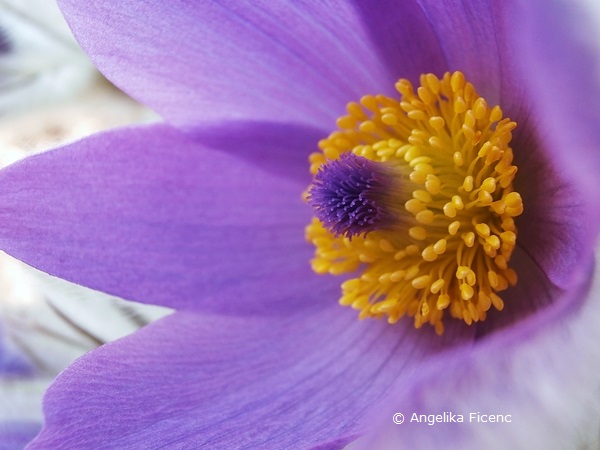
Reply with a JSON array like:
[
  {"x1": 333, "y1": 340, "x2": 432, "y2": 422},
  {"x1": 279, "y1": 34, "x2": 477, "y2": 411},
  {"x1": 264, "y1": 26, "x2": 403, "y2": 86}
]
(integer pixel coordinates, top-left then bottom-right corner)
[
  {"x1": 0, "y1": 123, "x2": 333, "y2": 315},
  {"x1": 30, "y1": 307, "x2": 473, "y2": 449},
  {"x1": 56, "y1": 0, "x2": 419, "y2": 131},
  {"x1": 499, "y1": 0, "x2": 600, "y2": 287},
  {"x1": 352, "y1": 255, "x2": 598, "y2": 449}
]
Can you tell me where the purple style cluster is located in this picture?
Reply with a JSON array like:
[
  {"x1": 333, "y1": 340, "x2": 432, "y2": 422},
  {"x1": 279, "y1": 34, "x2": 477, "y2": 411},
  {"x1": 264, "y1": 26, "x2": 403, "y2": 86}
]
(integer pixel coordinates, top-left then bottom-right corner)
[{"x1": 308, "y1": 153, "x2": 396, "y2": 238}]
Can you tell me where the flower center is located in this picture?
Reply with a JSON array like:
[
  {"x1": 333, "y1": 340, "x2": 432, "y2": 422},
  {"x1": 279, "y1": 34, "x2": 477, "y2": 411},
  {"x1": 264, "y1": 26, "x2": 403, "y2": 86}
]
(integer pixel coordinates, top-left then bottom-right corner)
[{"x1": 305, "y1": 71, "x2": 523, "y2": 335}]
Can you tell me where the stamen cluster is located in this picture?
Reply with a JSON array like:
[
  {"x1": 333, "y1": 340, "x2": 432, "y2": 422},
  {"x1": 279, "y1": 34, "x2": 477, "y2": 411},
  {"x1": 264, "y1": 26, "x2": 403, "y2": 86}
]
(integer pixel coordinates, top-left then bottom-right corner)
[{"x1": 306, "y1": 71, "x2": 523, "y2": 335}]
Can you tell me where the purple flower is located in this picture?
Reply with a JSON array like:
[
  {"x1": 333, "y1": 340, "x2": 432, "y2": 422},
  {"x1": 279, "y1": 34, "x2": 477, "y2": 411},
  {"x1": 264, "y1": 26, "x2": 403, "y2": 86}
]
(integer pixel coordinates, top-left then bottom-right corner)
[
  {"x1": 0, "y1": 332, "x2": 42, "y2": 450},
  {"x1": 0, "y1": 0, "x2": 598, "y2": 448}
]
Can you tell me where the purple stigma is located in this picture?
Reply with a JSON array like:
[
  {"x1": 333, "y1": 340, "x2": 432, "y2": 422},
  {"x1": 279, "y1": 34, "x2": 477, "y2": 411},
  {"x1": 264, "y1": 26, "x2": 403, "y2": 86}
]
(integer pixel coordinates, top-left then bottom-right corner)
[{"x1": 308, "y1": 153, "x2": 396, "y2": 238}]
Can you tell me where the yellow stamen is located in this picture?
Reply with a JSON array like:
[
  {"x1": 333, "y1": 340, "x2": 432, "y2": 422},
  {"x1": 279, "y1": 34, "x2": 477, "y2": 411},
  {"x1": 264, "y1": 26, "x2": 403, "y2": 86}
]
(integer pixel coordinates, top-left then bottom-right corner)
[{"x1": 305, "y1": 71, "x2": 523, "y2": 335}]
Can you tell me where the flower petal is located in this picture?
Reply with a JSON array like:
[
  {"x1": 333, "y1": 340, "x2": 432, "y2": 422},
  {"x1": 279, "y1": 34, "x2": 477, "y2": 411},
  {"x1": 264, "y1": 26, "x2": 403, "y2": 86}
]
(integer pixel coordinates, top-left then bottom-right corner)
[
  {"x1": 351, "y1": 255, "x2": 598, "y2": 449},
  {"x1": 474, "y1": 246, "x2": 563, "y2": 337},
  {"x1": 510, "y1": 128, "x2": 591, "y2": 290},
  {"x1": 0, "y1": 123, "x2": 331, "y2": 314},
  {"x1": 500, "y1": 0, "x2": 600, "y2": 286},
  {"x1": 410, "y1": 1, "x2": 508, "y2": 101},
  {"x1": 388, "y1": 1, "x2": 600, "y2": 291},
  {"x1": 29, "y1": 308, "x2": 473, "y2": 449},
  {"x1": 56, "y1": 1, "x2": 396, "y2": 130},
  {"x1": 353, "y1": 0, "x2": 447, "y2": 84}
]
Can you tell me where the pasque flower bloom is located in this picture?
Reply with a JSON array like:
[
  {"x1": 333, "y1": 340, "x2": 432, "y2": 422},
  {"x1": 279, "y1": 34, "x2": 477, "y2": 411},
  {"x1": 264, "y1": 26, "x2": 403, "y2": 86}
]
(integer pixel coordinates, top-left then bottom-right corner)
[{"x1": 0, "y1": 0, "x2": 599, "y2": 448}]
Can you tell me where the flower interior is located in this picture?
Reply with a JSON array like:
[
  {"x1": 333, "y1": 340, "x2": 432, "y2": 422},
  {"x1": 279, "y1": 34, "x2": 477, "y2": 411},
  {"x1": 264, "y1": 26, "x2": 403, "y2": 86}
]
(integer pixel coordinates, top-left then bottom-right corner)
[{"x1": 306, "y1": 71, "x2": 523, "y2": 335}]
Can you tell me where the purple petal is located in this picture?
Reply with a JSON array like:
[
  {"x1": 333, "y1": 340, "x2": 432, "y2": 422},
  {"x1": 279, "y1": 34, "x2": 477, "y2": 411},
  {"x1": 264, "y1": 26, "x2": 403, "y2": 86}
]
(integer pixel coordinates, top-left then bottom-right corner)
[
  {"x1": 56, "y1": 1, "x2": 398, "y2": 131},
  {"x1": 352, "y1": 259, "x2": 598, "y2": 449},
  {"x1": 372, "y1": 1, "x2": 600, "y2": 291},
  {"x1": 30, "y1": 309, "x2": 473, "y2": 449},
  {"x1": 353, "y1": 0, "x2": 447, "y2": 85},
  {"x1": 345, "y1": 0, "x2": 451, "y2": 92},
  {"x1": 356, "y1": 0, "x2": 523, "y2": 104},
  {"x1": 404, "y1": 1, "x2": 506, "y2": 102},
  {"x1": 0, "y1": 123, "x2": 333, "y2": 314},
  {"x1": 355, "y1": 0, "x2": 600, "y2": 332},
  {"x1": 509, "y1": 127, "x2": 591, "y2": 291},
  {"x1": 500, "y1": 0, "x2": 600, "y2": 287},
  {"x1": 474, "y1": 246, "x2": 566, "y2": 337}
]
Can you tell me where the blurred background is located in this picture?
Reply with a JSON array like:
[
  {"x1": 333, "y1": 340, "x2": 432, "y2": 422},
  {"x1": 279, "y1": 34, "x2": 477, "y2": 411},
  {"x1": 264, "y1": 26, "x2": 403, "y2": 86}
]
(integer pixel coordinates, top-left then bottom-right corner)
[{"x1": 0, "y1": 0, "x2": 171, "y2": 443}]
